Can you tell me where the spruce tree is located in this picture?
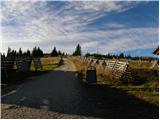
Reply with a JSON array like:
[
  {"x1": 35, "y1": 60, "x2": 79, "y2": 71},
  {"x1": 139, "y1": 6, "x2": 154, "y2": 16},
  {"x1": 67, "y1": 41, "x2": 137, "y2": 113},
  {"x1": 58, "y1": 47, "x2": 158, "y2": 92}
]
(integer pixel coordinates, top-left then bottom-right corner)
[
  {"x1": 73, "y1": 44, "x2": 81, "y2": 56},
  {"x1": 32, "y1": 46, "x2": 43, "y2": 57},
  {"x1": 58, "y1": 50, "x2": 62, "y2": 55},
  {"x1": 119, "y1": 53, "x2": 124, "y2": 58},
  {"x1": 51, "y1": 47, "x2": 58, "y2": 57},
  {"x1": 18, "y1": 48, "x2": 23, "y2": 57},
  {"x1": 37, "y1": 47, "x2": 43, "y2": 57},
  {"x1": 32, "y1": 46, "x2": 38, "y2": 57},
  {"x1": 7, "y1": 47, "x2": 11, "y2": 57},
  {"x1": 26, "y1": 49, "x2": 31, "y2": 57}
]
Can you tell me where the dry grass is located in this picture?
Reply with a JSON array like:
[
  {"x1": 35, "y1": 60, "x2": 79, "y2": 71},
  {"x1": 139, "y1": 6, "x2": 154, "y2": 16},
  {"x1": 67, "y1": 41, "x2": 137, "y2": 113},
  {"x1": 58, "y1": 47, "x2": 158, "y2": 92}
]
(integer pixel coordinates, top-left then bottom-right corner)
[
  {"x1": 129, "y1": 60, "x2": 158, "y2": 69},
  {"x1": 69, "y1": 56, "x2": 159, "y2": 106},
  {"x1": 68, "y1": 57, "x2": 114, "y2": 83},
  {"x1": 41, "y1": 57, "x2": 60, "y2": 65}
]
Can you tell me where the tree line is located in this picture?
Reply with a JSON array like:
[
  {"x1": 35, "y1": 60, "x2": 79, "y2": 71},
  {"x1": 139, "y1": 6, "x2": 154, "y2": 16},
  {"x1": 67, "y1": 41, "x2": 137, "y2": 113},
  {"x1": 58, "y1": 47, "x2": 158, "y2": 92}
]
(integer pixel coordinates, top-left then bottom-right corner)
[
  {"x1": 1, "y1": 44, "x2": 157, "y2": 61},
  {"x1": 1, "y1": 46, "x2": 66, "y2": 58},
  {"x1": 85, "y1": 53, "x2": 157, "y2": 61},
  {"x1": 85, "y1": 53, "x2": 127, "y2": 59},
  {"x1": 72, "y1": 44, "x2": 157, "y2": 61}
]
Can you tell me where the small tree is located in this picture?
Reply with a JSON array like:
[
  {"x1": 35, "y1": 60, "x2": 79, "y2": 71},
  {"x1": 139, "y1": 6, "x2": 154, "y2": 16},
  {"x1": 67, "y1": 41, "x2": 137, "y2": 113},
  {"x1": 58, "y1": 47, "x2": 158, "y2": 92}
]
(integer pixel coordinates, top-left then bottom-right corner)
[
  {"x1": 1, "y1": 52, "x2": 5, "y2": 58},
  {"x1": 26, "y1": 49, "x2": 31, "y2": 57},
  {"x1": 58, "y1": 50, "x2": 62, "y2": 55},
  {"x1": 18, "y1": 48, "x2": 23, "y2": 57},
  {"x1": 23, "y1": 49, "x2": 31, "y2": 57},
  {"x1": 85, "y1": 53, "x2": 90, "y2": 57},
  {"x1": 32, "y1": 46, "x2": 43, "y2": 57},
  {"x1": 119, "y1": 53, "x2": 124, "y2": 58},
  {"x1": 73, "y1": 44, "x2": 81, "y2": 56},
  {"x1": 7, "y1": 47, "x2": 11, "y2": 57},
  {"x1": 32, "y1": 46, "x2": 37, "y2": 57},
  {"x1": 51, "y1": 47, "x2": 58, "y2": 57},
  {"x1": 37, "y1": 47, "x2": 44, "y2": 57},
  {"x1": 126, "y1": 54, "x2": 131, "y2": 59},
  {"x1": 11, "y1": 50, "x2": 17, "y2": 57}
]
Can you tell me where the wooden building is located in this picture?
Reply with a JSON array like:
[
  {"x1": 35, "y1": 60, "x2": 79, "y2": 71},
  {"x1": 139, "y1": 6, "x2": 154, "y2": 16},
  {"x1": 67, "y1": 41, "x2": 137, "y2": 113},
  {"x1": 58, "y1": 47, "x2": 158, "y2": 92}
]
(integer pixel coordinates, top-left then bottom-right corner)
[{"x1": 153, "y1": 47, "x2": 159, "y2": 55}]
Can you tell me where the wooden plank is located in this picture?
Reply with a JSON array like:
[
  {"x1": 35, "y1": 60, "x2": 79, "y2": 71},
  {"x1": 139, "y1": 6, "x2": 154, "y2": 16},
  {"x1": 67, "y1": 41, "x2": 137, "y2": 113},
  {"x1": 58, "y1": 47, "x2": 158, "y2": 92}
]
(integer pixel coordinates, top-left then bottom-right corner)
[
  {"x1": 15, "y1": 58, "x2": 27, "y2": 72},
  {"x1": 33, "y1": 58, "x2": 43, "y2": 70}
]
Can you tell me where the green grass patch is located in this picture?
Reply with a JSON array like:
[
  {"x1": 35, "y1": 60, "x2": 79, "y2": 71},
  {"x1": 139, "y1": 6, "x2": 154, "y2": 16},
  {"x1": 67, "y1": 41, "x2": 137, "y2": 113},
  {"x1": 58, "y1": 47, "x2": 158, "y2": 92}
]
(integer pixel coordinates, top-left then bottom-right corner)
[{"x1": 30, "y1": 64, "x2": 58, "y2": 71}]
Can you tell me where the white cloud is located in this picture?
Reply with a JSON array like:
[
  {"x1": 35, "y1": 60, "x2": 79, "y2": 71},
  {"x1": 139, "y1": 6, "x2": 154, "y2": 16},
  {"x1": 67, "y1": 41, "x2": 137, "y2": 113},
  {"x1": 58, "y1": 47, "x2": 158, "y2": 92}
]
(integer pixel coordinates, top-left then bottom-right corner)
[
  {"x1": 79, "y1": 27, "x2": 158, "y2": 54},
  {"x1": 1, "y1": 1, "x2": 158, "y2": 56}
]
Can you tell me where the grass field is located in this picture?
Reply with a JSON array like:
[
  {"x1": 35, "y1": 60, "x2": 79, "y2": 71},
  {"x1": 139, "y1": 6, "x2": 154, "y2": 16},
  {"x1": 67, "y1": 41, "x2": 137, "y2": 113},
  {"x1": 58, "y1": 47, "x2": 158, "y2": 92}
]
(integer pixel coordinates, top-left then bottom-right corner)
[
  {"x1": 30, "y1": 57, "x2": 60, "y2": 71},
  {"x1": 2, "y1": 56, "x2": 159, "y2": 106},
  {"x1": 69, "y1": 57, "x2": 159, "y2": 106}
]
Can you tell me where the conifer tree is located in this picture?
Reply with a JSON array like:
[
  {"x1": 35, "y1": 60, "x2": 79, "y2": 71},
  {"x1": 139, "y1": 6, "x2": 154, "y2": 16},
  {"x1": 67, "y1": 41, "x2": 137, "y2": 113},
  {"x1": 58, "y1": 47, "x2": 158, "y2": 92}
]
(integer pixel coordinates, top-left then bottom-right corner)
[
  {"x1": 73, "y1": 44, "x2": 81, "y2": 56},
  {"x1": 7, "y1": 47, "x2": 11, "y2": 57},
  {"x1": 32, "y1": 46, "x2": 43, "y2": 57},
  {"x1": 51, "y1": 47, "x2": 58, "y2": 57},
  {"x1": 119, "y1": 53, "x2": 124, "y2": 58},
  {"x1": 18, "y1": 48, "x2": 23, "y2": 57},
  {"x1": 26, "y1": 49, "x2": 31, "y2": 57},
  {"x1": 58, "y1": 50, "x2": 62, "y2": 55}
]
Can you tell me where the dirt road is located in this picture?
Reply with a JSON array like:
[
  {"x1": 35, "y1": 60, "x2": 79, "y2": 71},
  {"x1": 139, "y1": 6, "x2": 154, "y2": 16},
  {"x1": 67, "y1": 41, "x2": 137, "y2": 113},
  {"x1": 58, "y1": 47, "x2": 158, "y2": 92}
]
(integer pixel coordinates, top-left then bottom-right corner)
[
  {"x1": 1, "y1": 59, "x2": 87, "y2": 118},
  {"x1": 1, "y1": 59, "x2": 158, "y2": 119}
]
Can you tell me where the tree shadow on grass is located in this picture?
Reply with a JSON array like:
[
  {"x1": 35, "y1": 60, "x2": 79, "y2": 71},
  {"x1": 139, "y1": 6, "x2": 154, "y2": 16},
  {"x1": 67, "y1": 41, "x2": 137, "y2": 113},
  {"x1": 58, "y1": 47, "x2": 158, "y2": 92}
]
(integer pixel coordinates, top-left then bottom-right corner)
[
  {"x1": 1, "y1": 70, "x2": 159, "y2": 119},
  {"x1": 76, "y1": 83, "x2": 159, "y2": 118},
  {"x1": 132, "y1": 68, "x2": 158, "y2": 83}
]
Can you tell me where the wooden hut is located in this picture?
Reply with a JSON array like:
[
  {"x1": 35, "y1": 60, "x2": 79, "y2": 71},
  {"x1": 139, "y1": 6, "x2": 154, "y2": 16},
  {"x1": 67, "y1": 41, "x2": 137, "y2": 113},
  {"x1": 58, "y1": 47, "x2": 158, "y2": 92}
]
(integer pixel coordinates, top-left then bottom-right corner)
[{"x1": 153, "y1": 47, "x2": 159, "y2": 55}]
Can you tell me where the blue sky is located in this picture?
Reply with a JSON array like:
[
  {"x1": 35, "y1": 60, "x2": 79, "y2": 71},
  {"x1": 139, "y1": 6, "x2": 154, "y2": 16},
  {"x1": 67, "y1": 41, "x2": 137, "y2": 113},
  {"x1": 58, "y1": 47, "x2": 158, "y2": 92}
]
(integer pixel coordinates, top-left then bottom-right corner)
[{"x1": 1, "y1": 1, "x2": 159, "y2": 57}]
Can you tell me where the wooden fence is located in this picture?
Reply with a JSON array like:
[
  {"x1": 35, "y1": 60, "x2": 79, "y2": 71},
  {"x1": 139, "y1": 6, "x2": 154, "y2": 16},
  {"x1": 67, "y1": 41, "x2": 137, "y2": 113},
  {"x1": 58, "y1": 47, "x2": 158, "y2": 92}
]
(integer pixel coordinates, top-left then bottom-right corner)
[
  {"x1": 75, "y1": 56, "x2": 133, "y2": 82},
  {"x1": 1, "y1": 57, "x2": 42, "y2": 79}
]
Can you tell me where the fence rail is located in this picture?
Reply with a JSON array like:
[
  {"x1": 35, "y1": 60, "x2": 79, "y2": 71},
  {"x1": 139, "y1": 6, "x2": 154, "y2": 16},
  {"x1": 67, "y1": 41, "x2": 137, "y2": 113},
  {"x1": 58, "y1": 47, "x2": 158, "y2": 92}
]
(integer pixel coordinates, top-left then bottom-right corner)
[
  {"x1": 1, "y1": 57, "x2": 42, "y2": 79},
  {"x1": 74, "y1": 56, "x2": 133, "y2": 81}
]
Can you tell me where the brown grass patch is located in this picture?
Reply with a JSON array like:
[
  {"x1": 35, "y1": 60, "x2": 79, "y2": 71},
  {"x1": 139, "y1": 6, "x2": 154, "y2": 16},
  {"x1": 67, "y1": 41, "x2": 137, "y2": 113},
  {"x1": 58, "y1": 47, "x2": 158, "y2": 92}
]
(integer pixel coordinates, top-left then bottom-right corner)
[
  {"x1": 41, "y1": 57, "x2": 60, "y2": 65},
  {"x1": 69, "y1": 57, "x2": 159, "y2": 106}
]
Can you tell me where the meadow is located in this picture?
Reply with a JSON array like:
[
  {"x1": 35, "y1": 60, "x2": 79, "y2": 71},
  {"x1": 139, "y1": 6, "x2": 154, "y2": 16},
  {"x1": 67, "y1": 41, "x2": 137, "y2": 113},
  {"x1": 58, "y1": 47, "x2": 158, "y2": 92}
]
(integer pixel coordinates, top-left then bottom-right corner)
[
  {"x1": 1, "y1": 56, "x2": 159, "y2": 119},
  {"x1": 2, "y1": 56, "x2": 159, "y2": 106},
  {"x1": 69, "y1": 57, "x2": 159, "y2": 106}
]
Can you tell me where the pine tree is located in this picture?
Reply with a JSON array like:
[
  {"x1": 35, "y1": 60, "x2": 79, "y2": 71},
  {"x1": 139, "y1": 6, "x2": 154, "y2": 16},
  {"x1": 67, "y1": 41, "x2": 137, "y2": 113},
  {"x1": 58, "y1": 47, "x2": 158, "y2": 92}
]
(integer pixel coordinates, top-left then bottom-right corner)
[
  {"x1": 58, "y1": 50, "x2": 62, "y2": 55},
  {"x1": 1, "y1": 52, "x2": 5, "y2": 58},
  {"x1": 73, "y1": 44, "x2": 81, "y2": 56},
  {"x1": 26, "y1": 49, "x2": 31, "y2": 57},
  {"x1": 11, "y1": 50, "x2": 16, "y2": 57},
  {"x1": 119, "y1": 53, "x2": 124, "y2": 58},
  {"x1": 37, "y1": 47, "x2": 43, "y2": 57},
  {"x1": 7, "y1": 47, "x2": 11, "y2": 57},
  {"x1": 19, "y1": 48, "x2": 22, "y2": 56},
  {"x1": 32, "y1": 46, "x2": 43, "y2": 57},
  {"x1": 32, "y1": 46, "x2": 38, "y2": 57},
  {"x1": 51, "y1": 47, "x2": 58, "y2": 57},
  {"x1": 18, "y1": 48, "x2": 23, "y2": 57}
]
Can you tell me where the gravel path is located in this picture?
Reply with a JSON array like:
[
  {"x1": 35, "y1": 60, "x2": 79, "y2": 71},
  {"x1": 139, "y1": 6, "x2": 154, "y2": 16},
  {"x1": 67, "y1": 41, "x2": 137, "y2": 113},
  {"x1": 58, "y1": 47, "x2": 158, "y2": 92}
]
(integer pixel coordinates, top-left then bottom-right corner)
[
  {"x1": 1, "y1": 59, "x2": 158, "y2": 119},
  {"x1": 1, "y1": 59, "x2": 92, "y2": 119}
]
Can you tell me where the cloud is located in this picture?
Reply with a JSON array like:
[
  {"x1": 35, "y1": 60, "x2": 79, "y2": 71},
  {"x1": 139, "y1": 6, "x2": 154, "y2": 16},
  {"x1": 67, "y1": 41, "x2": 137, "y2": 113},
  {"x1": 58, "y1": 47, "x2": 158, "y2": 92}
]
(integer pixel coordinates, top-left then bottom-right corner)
[
  {"x1": 79, "y1": 27, "x2": 158, "y2": 54},
  {"x1": 1, "y1": 1, "x2": 158, "y2": 56}
]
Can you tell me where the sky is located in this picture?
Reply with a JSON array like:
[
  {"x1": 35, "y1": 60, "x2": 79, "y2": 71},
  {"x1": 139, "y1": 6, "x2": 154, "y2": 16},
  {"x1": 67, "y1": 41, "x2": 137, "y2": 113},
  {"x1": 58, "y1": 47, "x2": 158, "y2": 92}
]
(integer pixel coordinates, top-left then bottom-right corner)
[{"x1": 0, "y1": 1, "x2": 159, "y2": 57}]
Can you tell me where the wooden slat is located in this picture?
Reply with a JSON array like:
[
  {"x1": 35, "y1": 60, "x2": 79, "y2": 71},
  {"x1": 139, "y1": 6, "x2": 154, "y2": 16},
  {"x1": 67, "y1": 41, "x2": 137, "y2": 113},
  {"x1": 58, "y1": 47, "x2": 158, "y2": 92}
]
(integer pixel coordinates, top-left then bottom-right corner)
[{"x1": 80, "y1": 57, "x2": 133, "y2": 82}]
